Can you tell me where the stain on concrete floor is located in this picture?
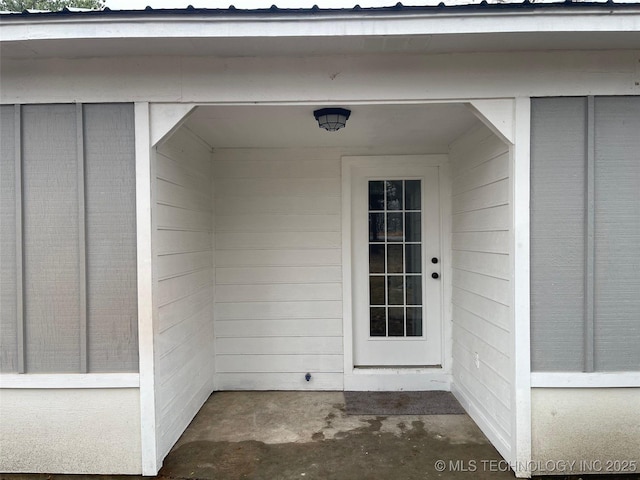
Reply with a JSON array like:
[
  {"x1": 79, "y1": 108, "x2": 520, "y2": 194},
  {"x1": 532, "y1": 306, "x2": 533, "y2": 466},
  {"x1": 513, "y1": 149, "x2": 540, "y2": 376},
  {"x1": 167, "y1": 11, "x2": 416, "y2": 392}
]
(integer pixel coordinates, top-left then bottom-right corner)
[{"x1": 161, "y1": 415, "x2": 507, "y2": 480}]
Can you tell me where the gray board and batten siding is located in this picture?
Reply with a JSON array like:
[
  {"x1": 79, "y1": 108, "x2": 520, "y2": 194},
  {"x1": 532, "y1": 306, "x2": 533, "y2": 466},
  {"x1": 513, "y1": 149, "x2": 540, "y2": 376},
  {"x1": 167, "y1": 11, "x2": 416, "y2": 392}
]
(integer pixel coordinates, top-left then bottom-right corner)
[
  {"x1": 0, "y1": 103, "x2": 138, "y2": 373},
  {"x1": 530, "y1": 96, "x2": 640, "y2": 372}
]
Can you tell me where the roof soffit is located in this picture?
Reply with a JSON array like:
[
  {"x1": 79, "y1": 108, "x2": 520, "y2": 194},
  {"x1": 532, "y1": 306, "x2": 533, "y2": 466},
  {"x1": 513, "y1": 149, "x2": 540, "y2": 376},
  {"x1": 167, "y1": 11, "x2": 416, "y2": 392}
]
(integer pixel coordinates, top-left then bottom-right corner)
[{"x1": 1, "y1": 6, "x2": 639, "y2": 59}]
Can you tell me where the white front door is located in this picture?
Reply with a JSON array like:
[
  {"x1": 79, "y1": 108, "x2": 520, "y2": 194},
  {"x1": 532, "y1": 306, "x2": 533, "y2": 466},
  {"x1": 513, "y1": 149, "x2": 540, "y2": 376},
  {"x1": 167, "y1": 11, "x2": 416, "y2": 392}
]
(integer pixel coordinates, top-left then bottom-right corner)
[{"x1": 351, "y1": 159, "x2": 442, "y2": 367}]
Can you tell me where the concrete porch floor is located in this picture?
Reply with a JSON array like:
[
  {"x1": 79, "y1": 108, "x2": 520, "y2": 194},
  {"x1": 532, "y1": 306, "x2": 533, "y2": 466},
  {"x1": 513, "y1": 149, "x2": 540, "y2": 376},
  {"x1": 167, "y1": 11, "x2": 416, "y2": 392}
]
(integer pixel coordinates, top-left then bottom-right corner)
[{"x1": 160, "y1": 391, "x2": 515, "y2": 479}]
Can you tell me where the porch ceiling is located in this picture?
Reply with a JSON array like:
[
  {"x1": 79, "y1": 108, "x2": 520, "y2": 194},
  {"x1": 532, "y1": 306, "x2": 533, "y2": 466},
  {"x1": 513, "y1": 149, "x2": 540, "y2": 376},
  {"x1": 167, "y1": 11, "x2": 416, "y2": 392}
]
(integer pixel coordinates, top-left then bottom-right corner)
[{"x1": 184, "y1": 103, "x2": 480, "y2": 153}]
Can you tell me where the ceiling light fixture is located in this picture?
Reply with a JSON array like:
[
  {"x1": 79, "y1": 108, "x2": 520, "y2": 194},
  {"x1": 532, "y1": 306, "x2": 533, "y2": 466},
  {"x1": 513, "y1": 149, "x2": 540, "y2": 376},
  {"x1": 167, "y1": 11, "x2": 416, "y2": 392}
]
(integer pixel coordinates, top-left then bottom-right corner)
[{"x1": 313, "y1": 108, "x2": 351, "y2": 132}]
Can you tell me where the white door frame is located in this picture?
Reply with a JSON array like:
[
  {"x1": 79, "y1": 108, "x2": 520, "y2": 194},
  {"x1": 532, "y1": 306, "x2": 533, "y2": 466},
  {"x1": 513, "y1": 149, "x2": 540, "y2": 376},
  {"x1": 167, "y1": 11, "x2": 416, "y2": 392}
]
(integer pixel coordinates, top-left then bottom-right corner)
[{"x1": 341, "y1": 154, "x2": 453, "y2": 391}]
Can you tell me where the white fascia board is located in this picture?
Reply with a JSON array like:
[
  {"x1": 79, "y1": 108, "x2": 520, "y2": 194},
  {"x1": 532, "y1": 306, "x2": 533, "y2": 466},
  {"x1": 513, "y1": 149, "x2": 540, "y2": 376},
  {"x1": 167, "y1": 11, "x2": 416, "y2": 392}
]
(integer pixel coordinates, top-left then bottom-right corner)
[{"x1": 1, "y1": 10, "x2": 640, "y2": 42}]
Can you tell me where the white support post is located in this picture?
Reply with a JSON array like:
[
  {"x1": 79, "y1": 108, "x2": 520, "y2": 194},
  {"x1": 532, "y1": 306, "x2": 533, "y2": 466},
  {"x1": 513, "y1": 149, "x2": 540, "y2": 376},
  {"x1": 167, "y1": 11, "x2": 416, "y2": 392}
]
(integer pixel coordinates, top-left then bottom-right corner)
[
  {"x1": 135, "y1": 102, "x2": 158, "y2": 476},
  {"x1": 511, "y1": 97, "x2": 532, "y2": 478}
]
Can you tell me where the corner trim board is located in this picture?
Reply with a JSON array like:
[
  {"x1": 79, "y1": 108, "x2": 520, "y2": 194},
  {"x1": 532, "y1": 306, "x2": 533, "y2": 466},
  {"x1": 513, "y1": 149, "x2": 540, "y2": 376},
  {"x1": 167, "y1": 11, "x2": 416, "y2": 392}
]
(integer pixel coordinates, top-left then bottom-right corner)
[
  {"x1": 134, "y1": 102, "x2": 160, "y2": 476},
  {"x1": 511, "y1": 96, "x2": 532, "y2": 476}
]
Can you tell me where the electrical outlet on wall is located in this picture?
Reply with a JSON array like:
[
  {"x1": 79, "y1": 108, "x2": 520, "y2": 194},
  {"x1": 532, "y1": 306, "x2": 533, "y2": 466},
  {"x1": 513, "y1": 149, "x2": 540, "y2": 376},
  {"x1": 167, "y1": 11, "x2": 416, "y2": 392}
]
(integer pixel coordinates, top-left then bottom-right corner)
[{"x1": 474, "y1": 352, "x2": 480, "y2": 369}]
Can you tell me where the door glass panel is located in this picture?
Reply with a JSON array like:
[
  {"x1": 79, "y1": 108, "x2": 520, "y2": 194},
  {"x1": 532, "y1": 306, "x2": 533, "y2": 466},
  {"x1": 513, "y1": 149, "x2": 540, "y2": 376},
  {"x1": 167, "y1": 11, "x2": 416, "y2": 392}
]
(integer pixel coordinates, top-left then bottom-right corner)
[
  {"x1": 369, "y1": 245, "x2": 385, "y2": 274},
  {"x1": 387, "y1": 276, "x2": 404, "y2": 305},
  {"x1": 369, "y1": 213, "x2": 385, "y2": 242},
  {"x1": 387, "y1": 244, "x2": 403, "y2": 273},
  {"x1": 369, "y1": 276, "x2": 385, "y2": 305},
  {"x1": 405, "y1": 180, "x2": 421, "y2": 210},
  {"x1": 370, "y1": 308, "x2": 386, "y2": 336},
  {"x1": 405, "y1": 212, "x2": 421, "y2": 242},
  {"x1": 406, "y1": 308, "x2": 423, "y2": 336},
  {"x1": 388, "y1": 308, "x2": 405, "y2": 336},
  {"x1": 386, "y1": 213, "x2": 403, "y2": 242},
  {"x1": 406, "y1": 276, "x2": 422, "y2": 305},
  {"x1": 369, "y1": 181, "x2": 385, "y2": 210},
  {"x1": 405, "y1": 244, "x2": 421, "y2": 273},
  {"x1": 368, "y1": 179, "x2": 424, "y2": 338},
  {"x1": 386, "y1": 181, "x2": 403, "y2": 210}
]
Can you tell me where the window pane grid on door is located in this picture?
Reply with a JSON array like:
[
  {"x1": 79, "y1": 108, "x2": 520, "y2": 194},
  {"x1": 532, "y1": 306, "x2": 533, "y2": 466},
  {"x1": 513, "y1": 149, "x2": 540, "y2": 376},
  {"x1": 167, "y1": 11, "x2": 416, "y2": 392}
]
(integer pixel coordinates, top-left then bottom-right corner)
[{"x1": 368, "y1": 180, "x2": 423, "y2": 338}]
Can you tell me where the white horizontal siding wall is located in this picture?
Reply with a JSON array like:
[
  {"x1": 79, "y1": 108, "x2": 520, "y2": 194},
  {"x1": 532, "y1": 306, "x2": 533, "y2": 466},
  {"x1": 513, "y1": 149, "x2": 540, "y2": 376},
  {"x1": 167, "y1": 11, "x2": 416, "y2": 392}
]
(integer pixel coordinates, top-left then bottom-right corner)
[
  {"x1": 214, "y1": 148, "x2": 343, "y2": 390},
  {"x1": 449, "y1": 125, "x2": 513, "y2": 461},
  {"x1": 154, "y1": 127, "x2": 215, "y2": 462}
]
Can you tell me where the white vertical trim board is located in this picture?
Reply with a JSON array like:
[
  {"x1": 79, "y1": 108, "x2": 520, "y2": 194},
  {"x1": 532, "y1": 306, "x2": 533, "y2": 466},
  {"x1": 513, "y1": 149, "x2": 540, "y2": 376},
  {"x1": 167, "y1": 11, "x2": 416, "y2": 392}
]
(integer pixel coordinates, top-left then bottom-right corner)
[
  {"x1": 135, "y1": 102, "x2": 159, "y2": 476},
  {"x1": 341, "y1": 157, "x2": 355, "y2": 379},
  {"x1": 210, "y1": 143, "x2": 217, "y2": 392},
  {"x1": 511, "y1": 97, "x2": 532, "y2": 478},
  {"x1": 439, "y1": 160, "x2": 453, "y2": 379}
]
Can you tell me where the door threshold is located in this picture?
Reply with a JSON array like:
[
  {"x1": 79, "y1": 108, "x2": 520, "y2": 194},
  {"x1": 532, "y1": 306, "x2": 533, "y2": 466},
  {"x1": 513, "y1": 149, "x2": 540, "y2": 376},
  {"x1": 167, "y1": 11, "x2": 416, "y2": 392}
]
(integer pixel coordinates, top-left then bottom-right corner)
[
  {"x1": 354, "y1": 365, "x2": 443, "y2": 369},
  {"x1": 344, "y1": 368, "x2": 451, "y2": 391}
]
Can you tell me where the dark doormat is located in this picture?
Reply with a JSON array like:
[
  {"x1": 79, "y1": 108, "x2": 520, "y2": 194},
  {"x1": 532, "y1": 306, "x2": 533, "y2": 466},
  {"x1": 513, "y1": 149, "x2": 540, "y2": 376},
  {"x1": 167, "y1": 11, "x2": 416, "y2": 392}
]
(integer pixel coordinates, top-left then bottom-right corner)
[{"x1": 344, "y1": 391, "x2": 466, "y2": 415}]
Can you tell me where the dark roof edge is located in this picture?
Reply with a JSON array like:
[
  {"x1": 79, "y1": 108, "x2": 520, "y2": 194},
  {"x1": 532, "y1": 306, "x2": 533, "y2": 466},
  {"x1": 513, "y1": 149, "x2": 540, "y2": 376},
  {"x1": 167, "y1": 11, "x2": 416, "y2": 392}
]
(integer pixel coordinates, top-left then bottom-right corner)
[{"x1": 2, "y1": 1, "x2": 639, "y2": 19}]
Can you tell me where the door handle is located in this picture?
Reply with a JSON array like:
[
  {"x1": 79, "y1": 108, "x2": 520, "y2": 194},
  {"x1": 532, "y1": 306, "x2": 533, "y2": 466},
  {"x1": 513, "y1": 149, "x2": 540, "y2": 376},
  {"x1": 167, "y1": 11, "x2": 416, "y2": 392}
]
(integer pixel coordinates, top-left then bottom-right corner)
[
  {"x1": 431, "y1": 257, "x2": 439, "y2": 264},
  {"x1": 432, "y1": 272, "x2": 439, "y2": 279}
]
